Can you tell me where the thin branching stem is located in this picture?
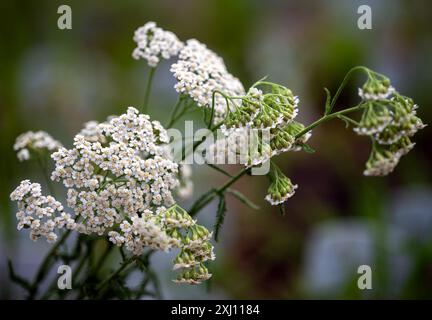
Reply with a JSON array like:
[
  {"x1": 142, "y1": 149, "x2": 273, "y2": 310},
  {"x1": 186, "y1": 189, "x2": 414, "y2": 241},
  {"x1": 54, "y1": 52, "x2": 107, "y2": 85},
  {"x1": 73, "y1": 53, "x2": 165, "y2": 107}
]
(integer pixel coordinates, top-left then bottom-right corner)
[
  {"x1": 166, "y1": 95, "x2": 185, "y2": 127},
  {"x1": 36, "y1": 153, "x2": 55, "y2": 196},
  {"x1": 94, "y1": 257, "x2": 136, "y2": 294},
  {"x1": 327, "y1": 65, "x2": 370, "y2": 114},
  {"x1": 295, "y1": 104, "x2": 366, "y2": 140},
  {"x1": 142, "y1": 67, "x2": 156, "y2": 113},
  {"x1": 27, "y1": 229, "x2": 73, "y2": 299},
  {"x1": 189, "y1": 167, "x2": 248, "y2": 217}
]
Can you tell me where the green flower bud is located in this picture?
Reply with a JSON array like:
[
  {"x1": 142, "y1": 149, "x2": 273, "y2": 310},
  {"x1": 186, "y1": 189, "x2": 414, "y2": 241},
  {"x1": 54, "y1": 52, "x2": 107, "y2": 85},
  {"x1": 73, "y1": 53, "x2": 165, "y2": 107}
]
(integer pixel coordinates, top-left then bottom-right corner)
[
  {"x1": 364, "y1": 144, "x2": 400, "y2": 176},
  {"x1": 265, "y1": 164, "x2": 297, "y2": 205},
  {"x1": 359, "y1": 73, "x2": 394, "y2": 101}
]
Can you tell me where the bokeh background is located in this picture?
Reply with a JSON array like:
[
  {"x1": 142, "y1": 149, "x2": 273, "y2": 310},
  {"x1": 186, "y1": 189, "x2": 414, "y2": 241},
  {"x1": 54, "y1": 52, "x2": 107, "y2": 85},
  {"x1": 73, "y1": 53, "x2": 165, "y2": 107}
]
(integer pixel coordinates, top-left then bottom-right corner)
[{"x1": 1, "y1": 0, "x2": 431, "y2": 299}]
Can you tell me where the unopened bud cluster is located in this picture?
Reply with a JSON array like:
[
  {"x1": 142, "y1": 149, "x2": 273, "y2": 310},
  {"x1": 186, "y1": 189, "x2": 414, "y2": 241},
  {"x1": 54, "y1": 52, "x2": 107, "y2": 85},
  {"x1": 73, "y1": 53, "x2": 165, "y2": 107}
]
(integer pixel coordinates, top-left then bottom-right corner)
[
  {"x1": 265, "y1": 163, "x2": 298, "y2": 206},
  {"x1": 211, "y1": 82, "x2": 311, "y2": 169},
  {"x1": 109, "y1": 205, "x2": 215, "y2": 284},
  {"x1": 221, "y1": 83, "x2": 299, "y2": 134},
  {"x1": 354, "y1": 72, "x2": 426, "y2": 176}
]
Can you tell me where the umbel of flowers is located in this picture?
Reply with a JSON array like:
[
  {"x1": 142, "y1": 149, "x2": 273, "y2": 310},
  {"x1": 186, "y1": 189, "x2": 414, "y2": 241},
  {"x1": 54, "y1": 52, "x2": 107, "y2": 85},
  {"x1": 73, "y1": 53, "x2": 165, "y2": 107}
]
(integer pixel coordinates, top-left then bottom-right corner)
[
  {"x1": 353, "y1": 71, "x2": 426, "y2": 176},
  {"x1": 170, "y1": 39, "x2": 245, "y2": 125},
  {"x1": 221, "y1": 81, "x2": 299, "y2": 134},
  {"x1": 10, "y1": 107, "x2": 214, "y2": 284},
  {"x1": 210, "y1": 81, "x2": 311, "y2": 192},
  {"x1": 13, "y1": 131, "x2": 62, "y2": 162},
  {"x1": 132, "y1": 21, "x2": 184, "y2": 67},
  {"x1": 10, "y1": 180, "x2": 75, "y2": 243}
]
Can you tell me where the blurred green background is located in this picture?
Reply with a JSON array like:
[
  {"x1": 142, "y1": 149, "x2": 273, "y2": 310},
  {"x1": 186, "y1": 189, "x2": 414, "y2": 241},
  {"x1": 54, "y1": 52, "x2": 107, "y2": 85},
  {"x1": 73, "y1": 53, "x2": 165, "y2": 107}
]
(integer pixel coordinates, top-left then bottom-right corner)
[{"x1": 1, "y1": 0, "x2": 431, "y2": 299}]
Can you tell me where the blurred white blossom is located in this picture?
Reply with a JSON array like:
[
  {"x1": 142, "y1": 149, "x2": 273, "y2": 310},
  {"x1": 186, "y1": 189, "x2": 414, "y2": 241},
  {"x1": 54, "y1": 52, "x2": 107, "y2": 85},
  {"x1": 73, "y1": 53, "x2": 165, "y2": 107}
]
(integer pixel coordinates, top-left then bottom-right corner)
[
  {"x1": 170, "y1": 39, "x2": 245, "y2": 124},
  {"x1": 14, "y1": 131, "x2": 62, "y2": 161},
  {"x1": 132, "y1": 21, "x2": 184, "y2": 67}
]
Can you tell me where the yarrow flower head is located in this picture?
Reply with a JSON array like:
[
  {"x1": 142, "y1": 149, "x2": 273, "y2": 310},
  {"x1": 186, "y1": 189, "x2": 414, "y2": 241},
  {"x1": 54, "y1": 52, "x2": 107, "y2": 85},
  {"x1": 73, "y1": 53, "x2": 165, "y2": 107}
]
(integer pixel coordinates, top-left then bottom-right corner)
[
  {"x1": 132, "y1": 21, "x2": 184, "y2": 67},
  {"x1": 51, "y1": 107, "x2": 179, "y2": 235},
  {"x1": 353, "y1": 72, "x2": 426, "y2": 176},
  {"x1": 170, "y1": 39, "x2": 245, "y2": 124},
  {"x1": 13, "y1": 131, "x2": 62, "y2": 161},
  {"x1": 265, "y1": 163, "x2": 297, "y2": 206},
  {"x1": 11, "y1": 107, "x2": 215, "y2": 284},
  {"x1": 221, "y1": 82, "x2": 299, "y2": 135},
  {"x1": 354, "y1": 102, "x2": 393, "y2": 136},
  {"x1": 108, "y1": 209, "x2": 181, "y2": 254},
  {"x1": 374, "y1": 96, "x2": 424, "y2": 144},
  {"x1": 209, "y1": 81, "x2": 310, "y2": 169},
  {"x1": 10, "y1": 180, "x2": 75, "y2": 243}
]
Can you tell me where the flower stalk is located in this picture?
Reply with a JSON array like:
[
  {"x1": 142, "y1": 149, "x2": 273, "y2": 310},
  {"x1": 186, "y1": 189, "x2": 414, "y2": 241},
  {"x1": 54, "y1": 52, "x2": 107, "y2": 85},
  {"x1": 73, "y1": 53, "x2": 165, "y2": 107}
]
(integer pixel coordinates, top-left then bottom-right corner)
[{"x1": 142, "y1": 67, "x2": 156, "y2": 113}]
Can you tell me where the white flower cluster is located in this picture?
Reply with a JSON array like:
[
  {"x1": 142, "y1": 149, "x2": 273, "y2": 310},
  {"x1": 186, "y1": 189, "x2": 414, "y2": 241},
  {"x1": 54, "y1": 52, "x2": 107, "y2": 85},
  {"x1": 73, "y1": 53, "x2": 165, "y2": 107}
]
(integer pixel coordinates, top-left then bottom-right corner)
[
  {"x1": 51, "y1": 107, "x2": 179, "y2": 235},
  {"x1": 14, "y1": 131, "x2": 62, "y2": 161},
  {"x1": 78, "y1": 120, "x2": 109, "y2": 143},
  {"x1": 132, "y1": 21, "x2": 184, "y2": 67},
  {"x1": 363, "y1": 135, "x2": 418, "y2": 177},
  {"x1": 10, "y1": 180, "x2": 75, "y2": 243},
  {"x1": 11, "y1": 107, "x2": 215, "y2": 284},
  {"x1": 108, "y1": 209, "x2": 180, "y2": 255},
  {"x1": 170, "y1": 39, "x2": 245, "y2": 124},
  {"x1": 354, "y1": 79, "x2": 426, "y2": 176}
]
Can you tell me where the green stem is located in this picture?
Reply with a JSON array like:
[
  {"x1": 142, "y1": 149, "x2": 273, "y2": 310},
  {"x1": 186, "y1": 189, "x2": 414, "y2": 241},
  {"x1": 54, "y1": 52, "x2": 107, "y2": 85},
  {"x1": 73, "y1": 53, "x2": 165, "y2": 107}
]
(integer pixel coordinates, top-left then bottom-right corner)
[
  {"x1": 175, "y1": 122, "x2": 222, "y2": 162},
  {"x1": 94, "y1": 258, "x2": 136, "y2": 294},
  {"x1": 27, "y1": 229, "x2": 73, "y2": 299},
  {"x1": 36, "y1": 154, "x2": 55, "y2": 196},
  {"x1": 295, "y1": 104, "x2": 366, "y2": 140},
  {"x1": 206, "y1": 163, "x2": 233, "y2": 178},
  {"x1": 207, "y1": 91, "x2": 224, "y2": 129},
  {"x1": 166, "y1": 96, "x2": 185, "y2": 128},
  {"x1": 92, "y1": 242, "x2": 113, "y2": 276},
  {"x1": 337, "y1": 114, "x2": 360, "y2": 127},
  {"x1": 191, "y1": 122, "x2": 222, "y2": 151},
  {"x1": 142, "y1": 67, "x2": 156, "y2": 114},
  {"x1": 216, "y1": 167, "x2": 248, "y2": 194},
  {"x1": 42, "y1": 240, "x2": 86, "y2": 300},
  {"x1": 189, "y1": 167, "x2": 248, "y2": 217},
  {"x1": 68, "y1": 241, "x2": 114, "y2": 299},
  {"x1": 327, "y1": 66, "x2": 370, "y2": 114}
]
